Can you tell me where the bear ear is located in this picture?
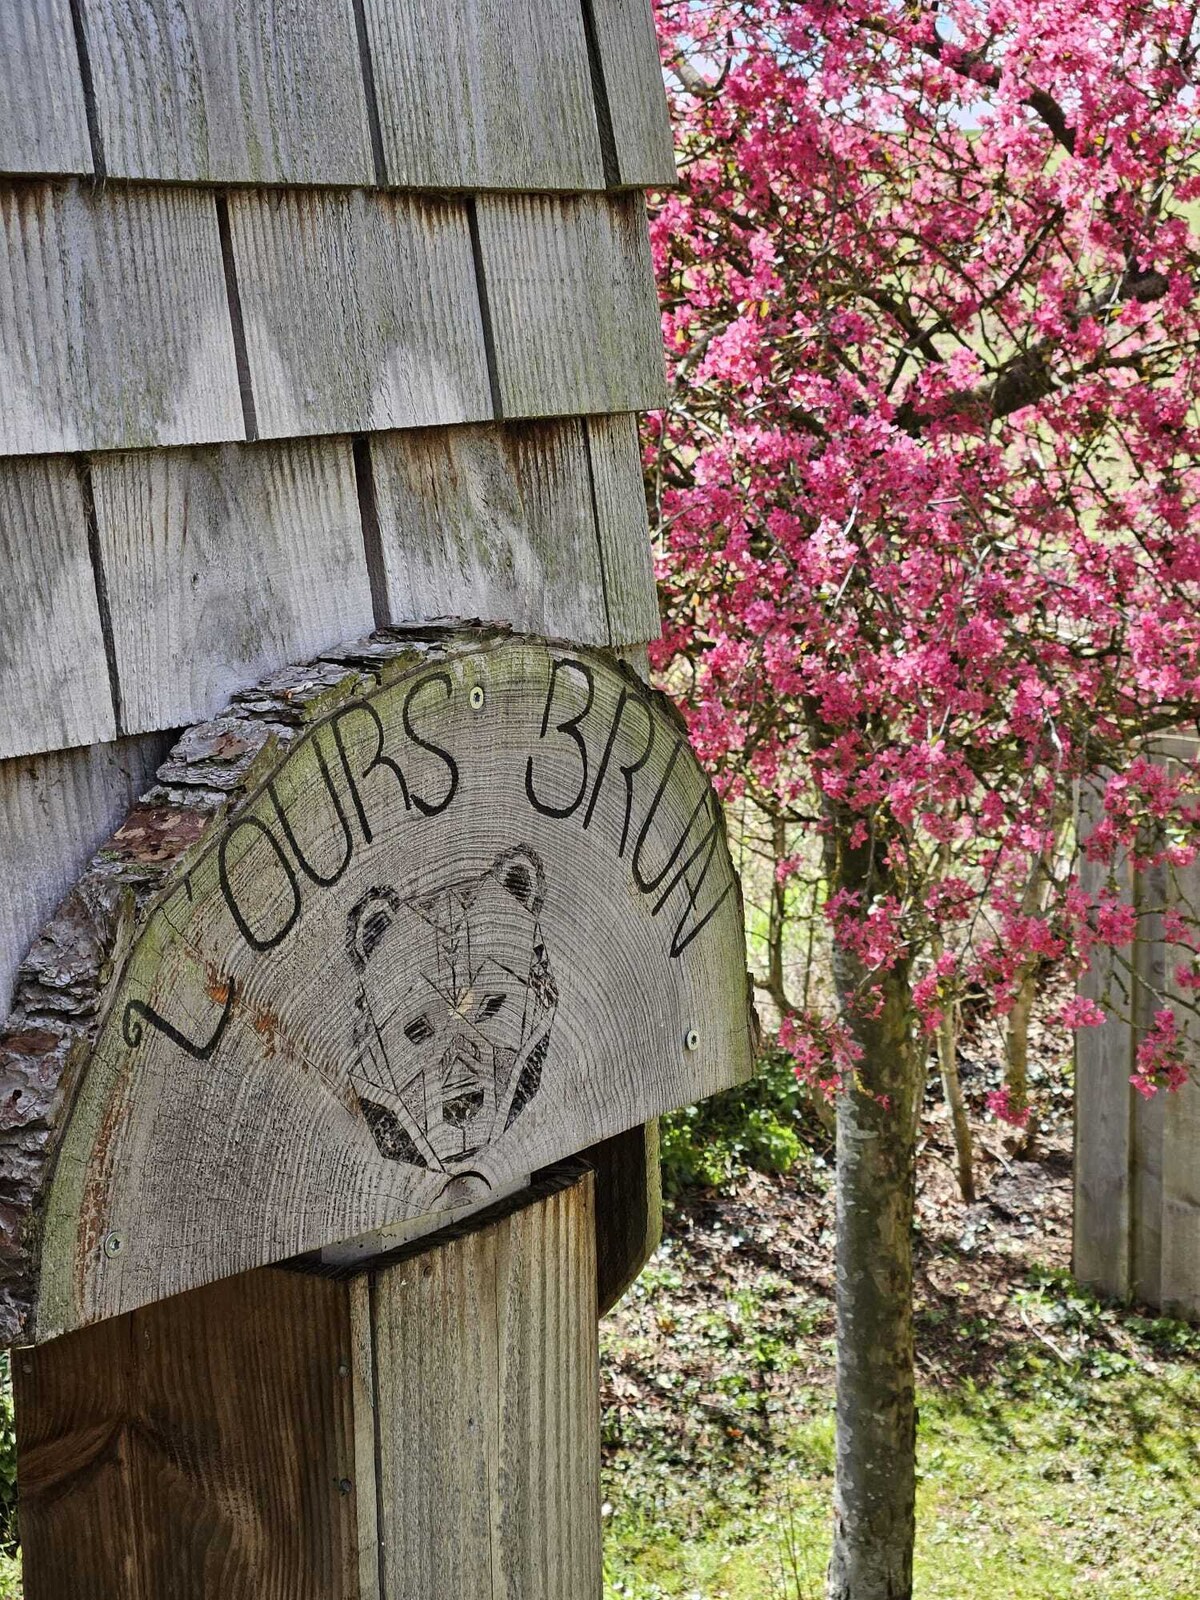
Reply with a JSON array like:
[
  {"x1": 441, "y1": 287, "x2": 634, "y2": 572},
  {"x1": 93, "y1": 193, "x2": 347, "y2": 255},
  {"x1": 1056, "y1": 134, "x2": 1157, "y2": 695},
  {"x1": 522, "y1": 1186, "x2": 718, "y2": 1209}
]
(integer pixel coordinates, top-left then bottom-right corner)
[
  {"x1": 491, "y1": 846, "x2": 546, "y2": 915},
  {"x1": 346, "y1": 886, "x2": 404, "y2": 969}
]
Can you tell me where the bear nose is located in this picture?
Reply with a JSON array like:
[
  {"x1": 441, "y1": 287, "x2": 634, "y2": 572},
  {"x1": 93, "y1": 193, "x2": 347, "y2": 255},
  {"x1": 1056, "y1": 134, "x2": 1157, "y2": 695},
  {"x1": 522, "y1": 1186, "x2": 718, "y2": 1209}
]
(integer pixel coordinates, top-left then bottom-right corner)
[{"x1": 440, "y1": 1034, "x2": 483, "y2": 1090}]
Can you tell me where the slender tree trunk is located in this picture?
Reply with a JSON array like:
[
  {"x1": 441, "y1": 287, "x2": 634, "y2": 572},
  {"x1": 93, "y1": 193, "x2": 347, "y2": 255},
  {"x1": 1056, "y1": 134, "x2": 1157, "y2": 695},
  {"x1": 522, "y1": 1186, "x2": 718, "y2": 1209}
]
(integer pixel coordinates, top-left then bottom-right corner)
[
  {"x1": 929, "y1": 843, "x2": 974, "y2": 1202},
  {"x1": 1002, "y1": 800, "x2": 1068, "y2": 1154},
  {"x1": 1004, "y1": 966, "x2": 1036, "y2": 1152},
  {"x1": 827, "y1": 848, "x2": 919, "y2": 1600},
  {"x1": 937, "y1": 1001, "x2": 975, "y2": 1203}
]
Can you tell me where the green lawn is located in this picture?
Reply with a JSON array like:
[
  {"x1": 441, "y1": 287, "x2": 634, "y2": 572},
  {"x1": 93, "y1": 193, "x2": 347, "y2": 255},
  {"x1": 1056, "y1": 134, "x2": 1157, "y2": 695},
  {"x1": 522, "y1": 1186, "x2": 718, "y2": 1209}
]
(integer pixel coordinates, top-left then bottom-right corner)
[{"x1": 602, "y1": 1285, "x2": 1200, "y2": 1600}]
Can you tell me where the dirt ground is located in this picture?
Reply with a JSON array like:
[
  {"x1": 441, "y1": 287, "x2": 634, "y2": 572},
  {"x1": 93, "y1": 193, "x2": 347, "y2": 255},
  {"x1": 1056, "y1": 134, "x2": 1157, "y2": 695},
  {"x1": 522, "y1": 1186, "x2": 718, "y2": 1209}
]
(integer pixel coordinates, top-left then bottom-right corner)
[{"x1": 602, "y1": 975, "x2": 1107, "y2": 1456}]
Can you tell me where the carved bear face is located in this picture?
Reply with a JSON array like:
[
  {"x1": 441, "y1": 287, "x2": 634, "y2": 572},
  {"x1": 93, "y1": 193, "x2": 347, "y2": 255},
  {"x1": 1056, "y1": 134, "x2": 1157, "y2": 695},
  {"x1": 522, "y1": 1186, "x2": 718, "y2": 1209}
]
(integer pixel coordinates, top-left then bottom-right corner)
[{"x1": 346, "y1": 847, "x2": 557, "y2": 1171}]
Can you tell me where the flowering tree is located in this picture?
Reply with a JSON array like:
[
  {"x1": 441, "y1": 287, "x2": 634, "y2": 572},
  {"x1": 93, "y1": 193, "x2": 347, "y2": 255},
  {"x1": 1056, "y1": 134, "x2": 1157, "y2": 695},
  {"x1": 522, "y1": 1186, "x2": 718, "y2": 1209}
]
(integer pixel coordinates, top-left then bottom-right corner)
[{"x1": 648, "y1": 3, "x2": 1200, "y2": 1595}]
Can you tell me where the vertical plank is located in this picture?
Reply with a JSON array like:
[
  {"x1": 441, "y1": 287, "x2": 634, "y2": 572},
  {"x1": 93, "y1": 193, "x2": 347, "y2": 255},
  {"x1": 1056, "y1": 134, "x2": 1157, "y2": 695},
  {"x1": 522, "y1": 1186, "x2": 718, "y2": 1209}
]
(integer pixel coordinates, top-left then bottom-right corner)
[
  {"x1": 349, "y1": 1275, "x2": 382, "y2": 1600},
  {"x1": 1073, "y1": 777, "x2": 1135, "y2": 1298},
  {"x1": 91, "y1": 438, "x2": 375, "y2": 734},
  {"x1": 0, "y1": 734, "x2": 168, "y2": 1015},
  {"x1": 361, "y1": 0, "x2": 604, "y2": 190},
  {"x1": 0, "y1": 1, "x2": 92, "y2": 176},
  {"x1": 373, "y1": 1231, "x2": 498, "y2": 1600},
  {"x1": 492, "y1": 1175, "x2": 601, "y2": 1600},
  {"x1": 475, "y1": 193, "x2": 667, "y2": 420},
  {"x1": 1131, "y1": 852, "x2": 1167, "y2": 1303},
  {"x1": 0, "y1": 181, "x2": 243, "y2": 456},
  {"x1": 371, "y1": 1173, "x2": 602, "y2": 1600},
  {"x1": 15, "y1": 1267, "x2": 360, "y2": 1600},
  {"x1": 12, "y1": 1313, "x2": 141, "y2": 1600},
  {"x1": 586, "y1": 1121, "x2": 662, "y2": 1315},
  {"x1": 80, "y1": 0, "x2": 374, "y2": 183},
  {"x1": 0, "y1": 456, "x2": 115, "y2": 759},
  {"x1": 1161, "y1": 849, "x2": 1200, "y2": 1319},
  {"x1": 583, "y1": 0, "x2": 676, "y2": 188},
  {"x1": 586, "y1": 412, "x2": 660, "y2": 645},
  {"x1": 367, "y1": 421, "x2": 609, "y2": 643},
  {"x1": 228, "y1": 189, "x2": 492, "y2": 440}
]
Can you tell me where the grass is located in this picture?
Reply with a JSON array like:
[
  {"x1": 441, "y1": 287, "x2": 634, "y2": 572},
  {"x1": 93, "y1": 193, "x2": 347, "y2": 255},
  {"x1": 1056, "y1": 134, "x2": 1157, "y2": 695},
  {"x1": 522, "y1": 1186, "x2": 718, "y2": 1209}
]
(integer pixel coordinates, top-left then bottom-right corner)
[{"x1": 602, "y1": 1282, "x2": 1200, "y2": 1600}]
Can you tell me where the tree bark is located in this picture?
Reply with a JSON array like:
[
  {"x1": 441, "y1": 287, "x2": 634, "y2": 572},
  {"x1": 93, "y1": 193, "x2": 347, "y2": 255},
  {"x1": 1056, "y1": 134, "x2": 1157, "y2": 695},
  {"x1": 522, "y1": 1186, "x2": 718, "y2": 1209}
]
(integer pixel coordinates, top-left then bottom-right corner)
[
  {"x1": 1004, "y1": 967, "x2": 1036, "y2": 1153},
  {"x1": 826, "y1": 845, "x2": 919, "y2": 1600},
  {"x1": 938, "y1": 1000, "x2": 976, "y2": 1204}
]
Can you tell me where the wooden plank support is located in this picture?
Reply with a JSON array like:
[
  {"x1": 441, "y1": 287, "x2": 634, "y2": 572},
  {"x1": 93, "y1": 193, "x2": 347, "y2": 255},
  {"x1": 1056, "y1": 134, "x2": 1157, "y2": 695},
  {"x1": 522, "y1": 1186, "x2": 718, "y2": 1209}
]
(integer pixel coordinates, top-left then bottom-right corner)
[
  {"x1": 585, "y1": 1122, "x2": 662, "y2": 1315},
  {"x1": 0, "y1": 457, "x2": 115, "y2": 759},
  {"x1": 585, "y1": 412, "x2": 660, "y2": 646},
  {"x1": 14, "y1": 1267, "x2": 361, "y2": 1600},
  {"x1": 91, "y1": 439, "x2": 376, "y2": 734},
  {"x1": 474, "y1": 194, "x2": 668, "y2": 420},
  {"x1": 78, "y1": 0, "x2": 375, "y2": 184},
  {"x1": 14, "y1": 1167, "x2": 603, "y2": 1600},
  {"x1": 227, "y1": 189, "x2": 493, "y2": 440},
  {"x1": 583, "y1": 0, "x2": 677, "y2": 188},
  {"x1": 360, "y1": 0, "x2": 605, "y2": 191},
  {"x1": 372, "y1": 1169, "x2": 600, "y2": 1599},
  {"x1": 366, "y1": 421, "x2": 610, "y2": 645},
  {"x1": 0, "y1": 1, "x2": 92, "y2": 177},
  {"x1": 0, "y1": 181, "x2": 243, "y2": 457}
]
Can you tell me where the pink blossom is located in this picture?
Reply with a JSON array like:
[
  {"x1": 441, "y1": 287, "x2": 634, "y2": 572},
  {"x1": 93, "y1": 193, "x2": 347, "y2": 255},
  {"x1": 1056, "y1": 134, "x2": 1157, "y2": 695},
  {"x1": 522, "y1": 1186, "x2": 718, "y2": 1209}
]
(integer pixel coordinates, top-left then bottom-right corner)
[{"x1": 651, "y1": 0, "x2": 1200, "y2": 1090}]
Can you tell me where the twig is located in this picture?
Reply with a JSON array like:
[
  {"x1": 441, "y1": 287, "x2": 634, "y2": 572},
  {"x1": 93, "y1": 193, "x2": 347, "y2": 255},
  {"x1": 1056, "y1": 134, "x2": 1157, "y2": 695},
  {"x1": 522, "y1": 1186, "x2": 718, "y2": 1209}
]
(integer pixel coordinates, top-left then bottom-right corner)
[{"x1": 1019, "y1": 1305, "x2": 1073, "y2": 1364}]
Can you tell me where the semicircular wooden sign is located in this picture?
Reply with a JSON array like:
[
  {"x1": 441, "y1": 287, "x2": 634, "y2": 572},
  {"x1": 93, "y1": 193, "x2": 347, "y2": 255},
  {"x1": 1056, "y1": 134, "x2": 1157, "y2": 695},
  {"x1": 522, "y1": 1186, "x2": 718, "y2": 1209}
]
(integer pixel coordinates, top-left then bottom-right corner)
[{"x1": 4, "y1": 630, "x2": 754, "y2": 1341}]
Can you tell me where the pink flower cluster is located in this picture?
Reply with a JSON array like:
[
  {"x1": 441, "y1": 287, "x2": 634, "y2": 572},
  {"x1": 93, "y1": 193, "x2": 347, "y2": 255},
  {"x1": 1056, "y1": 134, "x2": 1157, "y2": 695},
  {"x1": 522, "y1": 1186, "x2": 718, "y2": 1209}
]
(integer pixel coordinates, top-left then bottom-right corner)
[{"x1": 650, "y1": 0, "x2": 1200, "y2": 1093}]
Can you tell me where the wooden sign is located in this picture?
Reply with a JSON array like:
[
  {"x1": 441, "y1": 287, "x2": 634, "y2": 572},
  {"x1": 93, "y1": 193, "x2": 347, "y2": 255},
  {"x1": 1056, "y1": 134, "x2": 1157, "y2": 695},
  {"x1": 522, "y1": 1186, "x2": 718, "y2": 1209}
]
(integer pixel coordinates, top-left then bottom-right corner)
[{"x1": 5, "y1": 631, "x2": 754, "y2": 1341}]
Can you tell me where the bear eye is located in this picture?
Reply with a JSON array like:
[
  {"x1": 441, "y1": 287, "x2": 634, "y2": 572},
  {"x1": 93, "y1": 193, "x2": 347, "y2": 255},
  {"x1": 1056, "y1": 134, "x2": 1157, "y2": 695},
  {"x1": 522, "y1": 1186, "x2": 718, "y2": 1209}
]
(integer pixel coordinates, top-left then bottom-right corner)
[
  {"x1": 477, "y1": 994, "x2": 506, "y2": 1020},
  {"x1": 504, "y1": 863, "x2": 532, "y2": 903},
  {"x1": 404, "y1": 1014, "x2": 435, "y2": 1045}
]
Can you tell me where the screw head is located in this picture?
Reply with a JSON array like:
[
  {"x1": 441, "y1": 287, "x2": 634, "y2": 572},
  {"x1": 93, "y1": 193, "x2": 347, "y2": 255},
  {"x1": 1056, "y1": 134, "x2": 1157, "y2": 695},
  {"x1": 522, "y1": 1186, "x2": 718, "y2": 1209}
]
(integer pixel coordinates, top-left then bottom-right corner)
[
  {"x1": 469, "y1": 684, "x2": 485, "y2": 712},
  {"x1": 685, "y1": 1028, "x2": 700, "y2": 1052},
  {"x1": 103, "y1": 1231, "x2": 124, "y2": 1259}
]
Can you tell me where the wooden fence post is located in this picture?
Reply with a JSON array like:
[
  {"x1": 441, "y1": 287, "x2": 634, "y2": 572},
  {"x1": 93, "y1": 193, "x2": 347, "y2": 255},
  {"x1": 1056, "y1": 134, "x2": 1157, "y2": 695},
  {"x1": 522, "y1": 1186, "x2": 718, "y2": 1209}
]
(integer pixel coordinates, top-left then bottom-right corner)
[{"x1": 1075, "y1": 742, "x2": 1200, "y2": 1319}]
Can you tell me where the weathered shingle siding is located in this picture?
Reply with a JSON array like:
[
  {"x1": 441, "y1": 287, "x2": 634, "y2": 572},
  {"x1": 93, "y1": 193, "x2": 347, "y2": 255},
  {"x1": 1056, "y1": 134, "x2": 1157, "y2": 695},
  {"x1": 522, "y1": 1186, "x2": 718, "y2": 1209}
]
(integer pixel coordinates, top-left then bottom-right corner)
[{"x1": 0, "y1": 0, "x2": 672, "y2": 992}]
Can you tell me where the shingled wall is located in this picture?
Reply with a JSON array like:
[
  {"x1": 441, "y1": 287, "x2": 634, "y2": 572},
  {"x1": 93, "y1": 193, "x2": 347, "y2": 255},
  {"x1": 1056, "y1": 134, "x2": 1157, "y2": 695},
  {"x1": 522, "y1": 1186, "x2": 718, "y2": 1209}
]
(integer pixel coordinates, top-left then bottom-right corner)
[{"x1": 0, "y1": 0, "x2": 674, "y2": 1013}]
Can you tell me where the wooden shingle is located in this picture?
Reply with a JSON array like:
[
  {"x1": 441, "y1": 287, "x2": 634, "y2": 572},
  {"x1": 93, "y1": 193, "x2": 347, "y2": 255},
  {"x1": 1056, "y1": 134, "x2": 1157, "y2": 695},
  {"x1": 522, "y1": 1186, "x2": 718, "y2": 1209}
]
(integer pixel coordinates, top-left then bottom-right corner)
[
  {"x1": 0, "y1": 1, "x2": 92, "y2": 177},
  {"x1": 0, "y1": 181, "x2": 243, "y2": 457},
  {"x1": 585, "y1": 412, "x2": 661, "y2": 645},
  {"x1": 366, "y1": 421, "x2": 609, "y2": 644},
  {"x1": 79, "y1": 0, "x2": 375, "y2": 185},
  {"x1": 228, "y1": 189, "x2": 493, "y2": 440},
  {"x1": 0, "y1": 456, "x2": 115, "y2": 761},
  {"x1": 0, "y1": 734, "x2": 168, "y2": 1015},
  {"x1": 91, "y1": 438, "x2": 376, "y2": 734},
  {"x1": 475, "y1": 193, "x2": 667, "y2": 420},
  {"x1": 361, "y1": 0, "x2": 605, "y2": 191},
  {"x1": 585, "y1": 0, "x2": 677, "y2": 188}
]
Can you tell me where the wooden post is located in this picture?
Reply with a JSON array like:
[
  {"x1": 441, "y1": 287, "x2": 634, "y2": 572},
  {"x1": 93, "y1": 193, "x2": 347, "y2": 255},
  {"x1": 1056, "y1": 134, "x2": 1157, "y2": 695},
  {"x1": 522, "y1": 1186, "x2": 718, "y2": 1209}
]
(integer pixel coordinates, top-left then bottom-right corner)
[
  {"x1": 0, "y1": 5, "x2": 740, "y2": 1591},
  {"x1": 14, "y1": 1168, "x2": 600, "y2": 1600},
  {"x1": 2, "y1": 634, "x2": 755, "y2": 1597}
]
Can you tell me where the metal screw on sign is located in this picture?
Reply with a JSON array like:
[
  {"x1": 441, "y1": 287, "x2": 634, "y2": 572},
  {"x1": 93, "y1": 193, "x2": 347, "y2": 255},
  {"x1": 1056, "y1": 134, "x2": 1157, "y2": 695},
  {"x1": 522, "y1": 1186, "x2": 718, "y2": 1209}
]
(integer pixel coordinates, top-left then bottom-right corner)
[
  {"x1": 685, "y1": 1028, "x2": 700, "y2": 1052},
  {"x1": 469, "y1": 685, "x2": 485, "y2": 712},
  {"x1": 103, "y1": 1231, "x2": 124, "y2": 1259}
]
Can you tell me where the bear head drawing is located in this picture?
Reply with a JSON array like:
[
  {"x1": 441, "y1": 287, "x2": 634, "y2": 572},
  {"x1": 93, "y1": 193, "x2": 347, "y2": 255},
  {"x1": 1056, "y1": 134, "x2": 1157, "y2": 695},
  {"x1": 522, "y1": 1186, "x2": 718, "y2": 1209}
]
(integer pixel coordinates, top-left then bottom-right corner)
[{"x1": 346, "y1": 846, "x2": 558, "y2": 1172}]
